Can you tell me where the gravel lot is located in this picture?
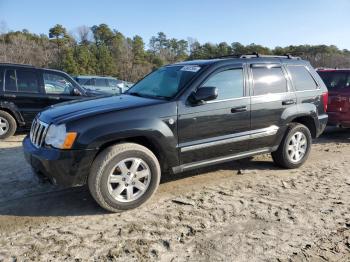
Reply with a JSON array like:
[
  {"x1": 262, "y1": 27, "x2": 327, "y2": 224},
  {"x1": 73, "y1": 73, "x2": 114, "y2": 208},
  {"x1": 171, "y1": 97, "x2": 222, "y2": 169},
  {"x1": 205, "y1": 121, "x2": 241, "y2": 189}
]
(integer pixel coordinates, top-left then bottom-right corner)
[{"x1": 0, "y1": 128, "x2": 349, "y2": 261}]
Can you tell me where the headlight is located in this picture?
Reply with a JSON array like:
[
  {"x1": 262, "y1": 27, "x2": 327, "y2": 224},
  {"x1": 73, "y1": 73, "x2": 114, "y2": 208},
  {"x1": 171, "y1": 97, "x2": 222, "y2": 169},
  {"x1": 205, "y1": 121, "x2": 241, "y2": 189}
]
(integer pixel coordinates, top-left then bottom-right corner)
[{"x1": 45, "y1": 124, "x2": 77, "y2": 149}]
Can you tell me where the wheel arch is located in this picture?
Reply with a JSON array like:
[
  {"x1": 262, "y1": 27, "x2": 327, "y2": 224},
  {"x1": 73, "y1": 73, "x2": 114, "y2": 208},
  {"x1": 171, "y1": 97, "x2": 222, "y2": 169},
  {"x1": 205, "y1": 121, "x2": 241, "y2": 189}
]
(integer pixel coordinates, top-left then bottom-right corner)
[
  {"x1": 0, "y1": 102, "x2": 25, "y2": 126},
  {"x1": 94, "y1": 135, "x2": 174, "y2": 173},
  {"x1": 289, "y1": 115, "x2": 317, "y2": 138}
]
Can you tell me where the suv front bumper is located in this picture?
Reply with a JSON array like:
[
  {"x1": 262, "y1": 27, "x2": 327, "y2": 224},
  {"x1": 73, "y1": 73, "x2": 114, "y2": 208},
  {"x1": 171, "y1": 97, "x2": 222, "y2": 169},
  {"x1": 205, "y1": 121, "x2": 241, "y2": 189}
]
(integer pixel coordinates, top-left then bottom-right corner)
[{"x1": 23, "y1": 136, "x2": 98, "y2": 187}]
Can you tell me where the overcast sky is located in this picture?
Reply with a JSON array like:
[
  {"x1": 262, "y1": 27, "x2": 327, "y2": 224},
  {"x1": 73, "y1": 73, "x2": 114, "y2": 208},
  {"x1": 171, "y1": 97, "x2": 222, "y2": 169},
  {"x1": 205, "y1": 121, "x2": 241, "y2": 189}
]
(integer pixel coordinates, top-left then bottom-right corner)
[{"x1": 1, "y1": 0, "x2": 349, "y2": 49}]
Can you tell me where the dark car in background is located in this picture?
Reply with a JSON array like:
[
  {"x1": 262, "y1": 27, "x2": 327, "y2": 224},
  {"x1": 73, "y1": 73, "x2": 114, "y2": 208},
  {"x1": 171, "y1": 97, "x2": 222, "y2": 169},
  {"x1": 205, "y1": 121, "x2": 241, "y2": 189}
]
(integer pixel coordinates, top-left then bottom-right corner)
[
  {"x1": 74, "y1": 75, "x2": 133, "y2": 95},
  {"x1": 317, "y1": 69, "x2": 350, "y2": 127},
  {"x1": 0, "y1": 63, "x2": 105, "y2": 139},
  {"x1": 23, "y1": 55, "x2": 328, "y2": 212}
]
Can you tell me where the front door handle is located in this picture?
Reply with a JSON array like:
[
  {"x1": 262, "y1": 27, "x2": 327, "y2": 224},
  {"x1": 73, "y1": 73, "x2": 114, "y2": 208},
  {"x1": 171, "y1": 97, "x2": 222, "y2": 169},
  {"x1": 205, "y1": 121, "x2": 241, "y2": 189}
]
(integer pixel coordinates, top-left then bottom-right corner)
[
  {"x1": 231, "y1": 106, "x2": 247, "y2": 113},
  {"x1": 282, "y1": 99, "x2": 296, "y2": 106}
]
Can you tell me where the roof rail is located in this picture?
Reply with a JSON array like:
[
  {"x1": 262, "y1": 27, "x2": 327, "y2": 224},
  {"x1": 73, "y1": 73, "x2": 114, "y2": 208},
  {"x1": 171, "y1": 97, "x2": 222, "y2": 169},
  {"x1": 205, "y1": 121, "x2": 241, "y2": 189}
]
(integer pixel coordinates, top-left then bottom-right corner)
[
  {"x1": 240, "y1": 53, "x2": 301, "y2": 60},
  {"x1": 211, "y1": 54, "x2": 241, "y2": 59},
  {"x1": 211, "y1": 52, "x2": 301, "y2": 60}
]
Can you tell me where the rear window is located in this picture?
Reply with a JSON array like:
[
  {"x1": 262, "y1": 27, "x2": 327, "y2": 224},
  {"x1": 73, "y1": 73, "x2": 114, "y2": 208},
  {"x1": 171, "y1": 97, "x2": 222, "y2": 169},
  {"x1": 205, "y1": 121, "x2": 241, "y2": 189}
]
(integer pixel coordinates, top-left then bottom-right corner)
[
  {"x1": 317, "y1": 71, "x2": 350, "y2": 90},
  {"x1": 288, "y1": 66, "x2": 318, "y2": 91},
  {"x1": 252, "y1": 66, "x2": 288, "y2": 96}
]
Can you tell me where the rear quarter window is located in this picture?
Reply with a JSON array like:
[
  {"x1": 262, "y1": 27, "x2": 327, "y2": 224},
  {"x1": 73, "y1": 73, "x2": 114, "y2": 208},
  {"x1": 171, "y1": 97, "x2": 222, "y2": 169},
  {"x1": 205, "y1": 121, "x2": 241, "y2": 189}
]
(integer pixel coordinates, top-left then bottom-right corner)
[{"x1": 288, "y1": 66, "x2": 318, "y2": 91}]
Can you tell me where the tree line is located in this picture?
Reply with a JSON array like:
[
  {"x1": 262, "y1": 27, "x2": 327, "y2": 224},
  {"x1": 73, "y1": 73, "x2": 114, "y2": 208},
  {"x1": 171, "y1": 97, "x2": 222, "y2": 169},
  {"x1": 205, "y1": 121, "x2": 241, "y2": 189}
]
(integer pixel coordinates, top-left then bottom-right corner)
[{"x1": 0, "y1": 23, "x2": 349, "y2": 82}]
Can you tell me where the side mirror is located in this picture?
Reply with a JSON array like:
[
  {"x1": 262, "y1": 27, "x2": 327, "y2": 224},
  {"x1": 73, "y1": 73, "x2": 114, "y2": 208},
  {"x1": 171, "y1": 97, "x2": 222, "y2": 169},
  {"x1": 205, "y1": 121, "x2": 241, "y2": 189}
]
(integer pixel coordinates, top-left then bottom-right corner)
[
  {"x1": 190, "y1": 86, "x2": 218, "y2": 104},
  {"x1": 73, "y1": 88, "x2": 82, "y2": 96}
]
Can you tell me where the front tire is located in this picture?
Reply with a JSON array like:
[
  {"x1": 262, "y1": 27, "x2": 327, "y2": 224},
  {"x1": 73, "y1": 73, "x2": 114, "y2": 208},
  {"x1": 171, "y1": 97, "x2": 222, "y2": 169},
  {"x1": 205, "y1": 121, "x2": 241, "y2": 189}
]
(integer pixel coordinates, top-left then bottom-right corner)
[
  {"x1": 88, "y1": 143, "x2": 161, "y2": 212},
  {"x1": 0, "y1": 110, "x2": 17, "y2": 139},
  {"x1": 272, "y1": 123, "x2": 312, "y2": 169}
]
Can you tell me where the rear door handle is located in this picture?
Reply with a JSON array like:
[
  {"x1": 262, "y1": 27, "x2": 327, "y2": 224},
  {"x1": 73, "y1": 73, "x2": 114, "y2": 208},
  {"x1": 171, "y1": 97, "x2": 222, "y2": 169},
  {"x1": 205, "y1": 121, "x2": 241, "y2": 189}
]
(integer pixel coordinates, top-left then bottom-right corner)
[
  {"x1": 231, "y1": 106, "x2": 247, "y2": 113},
  {"x1": 282, "y1": 99, "x2": 296, "y2": 106}
]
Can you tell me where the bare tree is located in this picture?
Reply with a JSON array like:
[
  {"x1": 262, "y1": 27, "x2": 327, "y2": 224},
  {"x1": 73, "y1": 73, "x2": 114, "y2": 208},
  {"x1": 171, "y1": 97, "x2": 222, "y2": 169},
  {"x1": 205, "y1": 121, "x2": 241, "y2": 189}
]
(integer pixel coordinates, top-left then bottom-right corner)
[{"x1": 75, "y1": 25, "x2": 92, "y2": 44}]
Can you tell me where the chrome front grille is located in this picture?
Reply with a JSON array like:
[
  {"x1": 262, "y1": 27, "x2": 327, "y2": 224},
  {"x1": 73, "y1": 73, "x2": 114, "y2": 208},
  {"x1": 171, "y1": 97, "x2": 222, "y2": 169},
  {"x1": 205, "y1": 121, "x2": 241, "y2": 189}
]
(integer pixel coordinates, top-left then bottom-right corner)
[{"x1": 30, "y1": 119, "x2": 49, "y2": 148}]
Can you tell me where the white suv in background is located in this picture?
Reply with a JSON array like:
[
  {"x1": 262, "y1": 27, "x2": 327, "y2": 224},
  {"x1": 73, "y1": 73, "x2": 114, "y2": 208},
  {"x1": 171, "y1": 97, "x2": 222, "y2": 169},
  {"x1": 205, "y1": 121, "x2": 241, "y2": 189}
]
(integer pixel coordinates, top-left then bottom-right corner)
[{"x1": 74, "y1": 75, "x2": 133, "y2": 94}]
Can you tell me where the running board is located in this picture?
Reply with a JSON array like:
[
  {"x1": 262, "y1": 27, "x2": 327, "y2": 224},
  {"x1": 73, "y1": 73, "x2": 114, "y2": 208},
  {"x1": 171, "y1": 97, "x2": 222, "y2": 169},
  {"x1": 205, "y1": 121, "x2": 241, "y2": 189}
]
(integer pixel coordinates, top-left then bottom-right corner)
[{"x1": 172, "y1": 148, "x2": 272, "y2": 174}]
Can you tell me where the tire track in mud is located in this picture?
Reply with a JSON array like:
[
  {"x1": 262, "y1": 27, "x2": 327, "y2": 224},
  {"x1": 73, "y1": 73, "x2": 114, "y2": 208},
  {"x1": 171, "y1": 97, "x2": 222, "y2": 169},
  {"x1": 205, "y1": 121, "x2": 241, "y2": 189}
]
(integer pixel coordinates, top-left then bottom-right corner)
[{"x1": 0, "y1": 131, "x2": 350, "y2": 261}]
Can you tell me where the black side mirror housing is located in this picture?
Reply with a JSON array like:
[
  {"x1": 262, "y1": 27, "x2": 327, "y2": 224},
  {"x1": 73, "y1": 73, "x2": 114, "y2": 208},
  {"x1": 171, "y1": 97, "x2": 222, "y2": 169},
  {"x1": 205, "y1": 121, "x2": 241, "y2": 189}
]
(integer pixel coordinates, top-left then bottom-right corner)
[{"x1": 190, "y1": 86, "x2": 218, "y2": 104}]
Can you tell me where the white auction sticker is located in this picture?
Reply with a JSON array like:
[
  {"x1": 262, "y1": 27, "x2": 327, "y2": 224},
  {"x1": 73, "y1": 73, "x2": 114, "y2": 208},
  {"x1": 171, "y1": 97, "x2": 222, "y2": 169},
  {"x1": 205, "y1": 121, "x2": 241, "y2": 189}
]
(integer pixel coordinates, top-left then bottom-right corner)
[{"x1": 180, "y1": 65, "x2": 201, "y2": 72}]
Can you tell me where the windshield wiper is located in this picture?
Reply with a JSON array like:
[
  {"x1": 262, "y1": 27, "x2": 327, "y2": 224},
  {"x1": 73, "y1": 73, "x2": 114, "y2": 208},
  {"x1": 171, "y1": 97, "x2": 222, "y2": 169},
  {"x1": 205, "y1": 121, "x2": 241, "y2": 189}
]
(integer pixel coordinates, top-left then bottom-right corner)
[
  {"x1": 127, "y1": 92, "x2": 169, "y2": 100},
  {"x1": 127, "y1": 92, "x2": 144, "y2": 97}
]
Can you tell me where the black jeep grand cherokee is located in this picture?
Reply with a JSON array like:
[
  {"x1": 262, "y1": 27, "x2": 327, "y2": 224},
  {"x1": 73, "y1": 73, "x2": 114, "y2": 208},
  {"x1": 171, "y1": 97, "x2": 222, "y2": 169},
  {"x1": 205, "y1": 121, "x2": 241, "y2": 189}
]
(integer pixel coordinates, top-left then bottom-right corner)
[{"x1": 23, "y1": 55, "x2": 328, "y2": 212}]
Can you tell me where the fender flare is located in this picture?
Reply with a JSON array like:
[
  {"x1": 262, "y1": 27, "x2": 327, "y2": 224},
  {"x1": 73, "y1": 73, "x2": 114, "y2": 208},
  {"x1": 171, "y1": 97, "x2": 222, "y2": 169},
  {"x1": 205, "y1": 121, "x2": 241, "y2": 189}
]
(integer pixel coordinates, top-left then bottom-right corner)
[{"x1": 0, "y1": 101, "x2": 25, "y2": 126}]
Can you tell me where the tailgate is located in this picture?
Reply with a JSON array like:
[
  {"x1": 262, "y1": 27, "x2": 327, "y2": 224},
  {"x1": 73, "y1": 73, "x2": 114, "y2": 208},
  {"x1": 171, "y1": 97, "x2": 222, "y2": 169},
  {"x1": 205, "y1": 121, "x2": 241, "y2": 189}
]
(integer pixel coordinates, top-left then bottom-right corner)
[{"x1": 328, "y1": 90, "x2": 350, "y2": 112}]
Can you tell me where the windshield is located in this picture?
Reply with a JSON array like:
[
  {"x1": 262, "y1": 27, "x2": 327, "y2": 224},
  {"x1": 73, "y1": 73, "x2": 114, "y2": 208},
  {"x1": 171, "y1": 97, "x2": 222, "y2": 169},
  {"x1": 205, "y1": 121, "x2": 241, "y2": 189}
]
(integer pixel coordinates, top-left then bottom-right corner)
[
  {"x1": 318, "y1": 71, "x2": 350, "y2": 90},
  {"x1": 127, "y1": 65, "x2": 202, "y2": 99}
]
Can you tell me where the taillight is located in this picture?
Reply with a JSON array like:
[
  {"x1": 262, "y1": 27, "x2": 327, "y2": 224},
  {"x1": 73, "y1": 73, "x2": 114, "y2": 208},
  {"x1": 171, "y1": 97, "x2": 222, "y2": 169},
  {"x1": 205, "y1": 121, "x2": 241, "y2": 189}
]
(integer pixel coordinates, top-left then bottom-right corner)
[{"x1": 322, "y1": 92, "x2": 328, "y2": 112}]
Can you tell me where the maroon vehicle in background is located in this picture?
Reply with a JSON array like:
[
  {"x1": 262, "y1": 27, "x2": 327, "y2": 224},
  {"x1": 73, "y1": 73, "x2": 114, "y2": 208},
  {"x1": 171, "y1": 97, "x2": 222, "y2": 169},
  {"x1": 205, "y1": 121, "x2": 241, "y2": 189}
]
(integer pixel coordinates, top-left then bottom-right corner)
[{"x1": 317, "y1": 69, "x2": 350, "y2": 127}]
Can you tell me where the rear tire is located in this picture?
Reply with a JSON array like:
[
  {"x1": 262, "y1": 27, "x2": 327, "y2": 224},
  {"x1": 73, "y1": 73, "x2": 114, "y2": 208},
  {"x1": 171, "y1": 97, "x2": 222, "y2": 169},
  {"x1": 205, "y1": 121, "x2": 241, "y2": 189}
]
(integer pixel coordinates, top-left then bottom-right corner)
[
  {"x1": 88, "y1": 143, "x2": 161, "y2": 212},
  {"x1": 272, "y1": 123, "x2": 312, "y2": 169},
  {"x1": 0, "y1": 110, "x2": 17, "y2": 139}
]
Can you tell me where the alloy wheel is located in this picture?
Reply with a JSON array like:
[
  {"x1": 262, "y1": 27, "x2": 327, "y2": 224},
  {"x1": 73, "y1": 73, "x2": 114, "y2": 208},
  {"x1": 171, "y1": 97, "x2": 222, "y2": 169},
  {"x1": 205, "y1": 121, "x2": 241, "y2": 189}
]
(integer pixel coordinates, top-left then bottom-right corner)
[
  {"x1": 0, "y1": 117, "x2": 9, "y2": 136},
  {"x1": 107, "y1": 157, "x2": 151, "y2": 202},
  {"x1": 287, "y1": 131, "x2": 307, "y2": 163}
]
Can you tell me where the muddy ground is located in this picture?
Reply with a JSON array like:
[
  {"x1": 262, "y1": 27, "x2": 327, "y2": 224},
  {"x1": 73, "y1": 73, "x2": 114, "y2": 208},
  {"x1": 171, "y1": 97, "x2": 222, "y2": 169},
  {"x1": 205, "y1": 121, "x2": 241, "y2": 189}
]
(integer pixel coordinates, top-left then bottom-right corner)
[{"x1": 0, "y1": 128, "x2": 349, "y2": 261}]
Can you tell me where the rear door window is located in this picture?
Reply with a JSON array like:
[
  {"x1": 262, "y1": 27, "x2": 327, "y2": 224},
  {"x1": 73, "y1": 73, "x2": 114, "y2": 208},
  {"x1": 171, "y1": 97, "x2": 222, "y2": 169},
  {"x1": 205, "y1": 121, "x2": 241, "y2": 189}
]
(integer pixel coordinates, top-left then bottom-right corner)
[
  {"x1": 252, "y1": 66, "x2": 288, "y2": 96},
  {"x1": 16, "y1": 70, "x2": 39, "y2": 93},
  {"x1": 288, "y1": 66, "x2": 318, "y2": 91},
  {"x1": 317, "y1": 71, "x2": 350, "y2": 90}
]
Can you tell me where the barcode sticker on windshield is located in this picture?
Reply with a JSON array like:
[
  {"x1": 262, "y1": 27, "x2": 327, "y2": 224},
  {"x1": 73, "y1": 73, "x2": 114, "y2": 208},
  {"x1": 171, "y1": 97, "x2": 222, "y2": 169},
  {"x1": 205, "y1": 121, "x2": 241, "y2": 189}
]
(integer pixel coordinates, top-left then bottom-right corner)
[{"x1": 180, "y1": 65, "x2": 201, "y2": 72}]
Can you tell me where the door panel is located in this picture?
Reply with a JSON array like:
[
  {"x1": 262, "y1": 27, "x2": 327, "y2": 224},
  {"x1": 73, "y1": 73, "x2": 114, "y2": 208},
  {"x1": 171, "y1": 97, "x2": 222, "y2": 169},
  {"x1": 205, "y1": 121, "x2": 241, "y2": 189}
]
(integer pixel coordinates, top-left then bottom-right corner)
[
  {"x1": 178, "y1": 66, "x2": 250, "y2": 164},
  {"x1": 249, "y1": 64, "x2": 296, "y2": 150},
  {"x1": 178, "y1": 98, "x2": 251, "y2": 164},
  {"x1": 250, "y1": 92, "x2": 296, "y2": 149}
]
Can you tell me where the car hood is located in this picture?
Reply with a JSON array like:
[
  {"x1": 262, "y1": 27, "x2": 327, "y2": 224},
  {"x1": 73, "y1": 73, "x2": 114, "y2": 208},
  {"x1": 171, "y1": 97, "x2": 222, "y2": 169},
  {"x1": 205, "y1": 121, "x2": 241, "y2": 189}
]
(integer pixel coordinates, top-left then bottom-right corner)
[{"x1": 39, "y1": 94, "x2": 165, "y2": 124}]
